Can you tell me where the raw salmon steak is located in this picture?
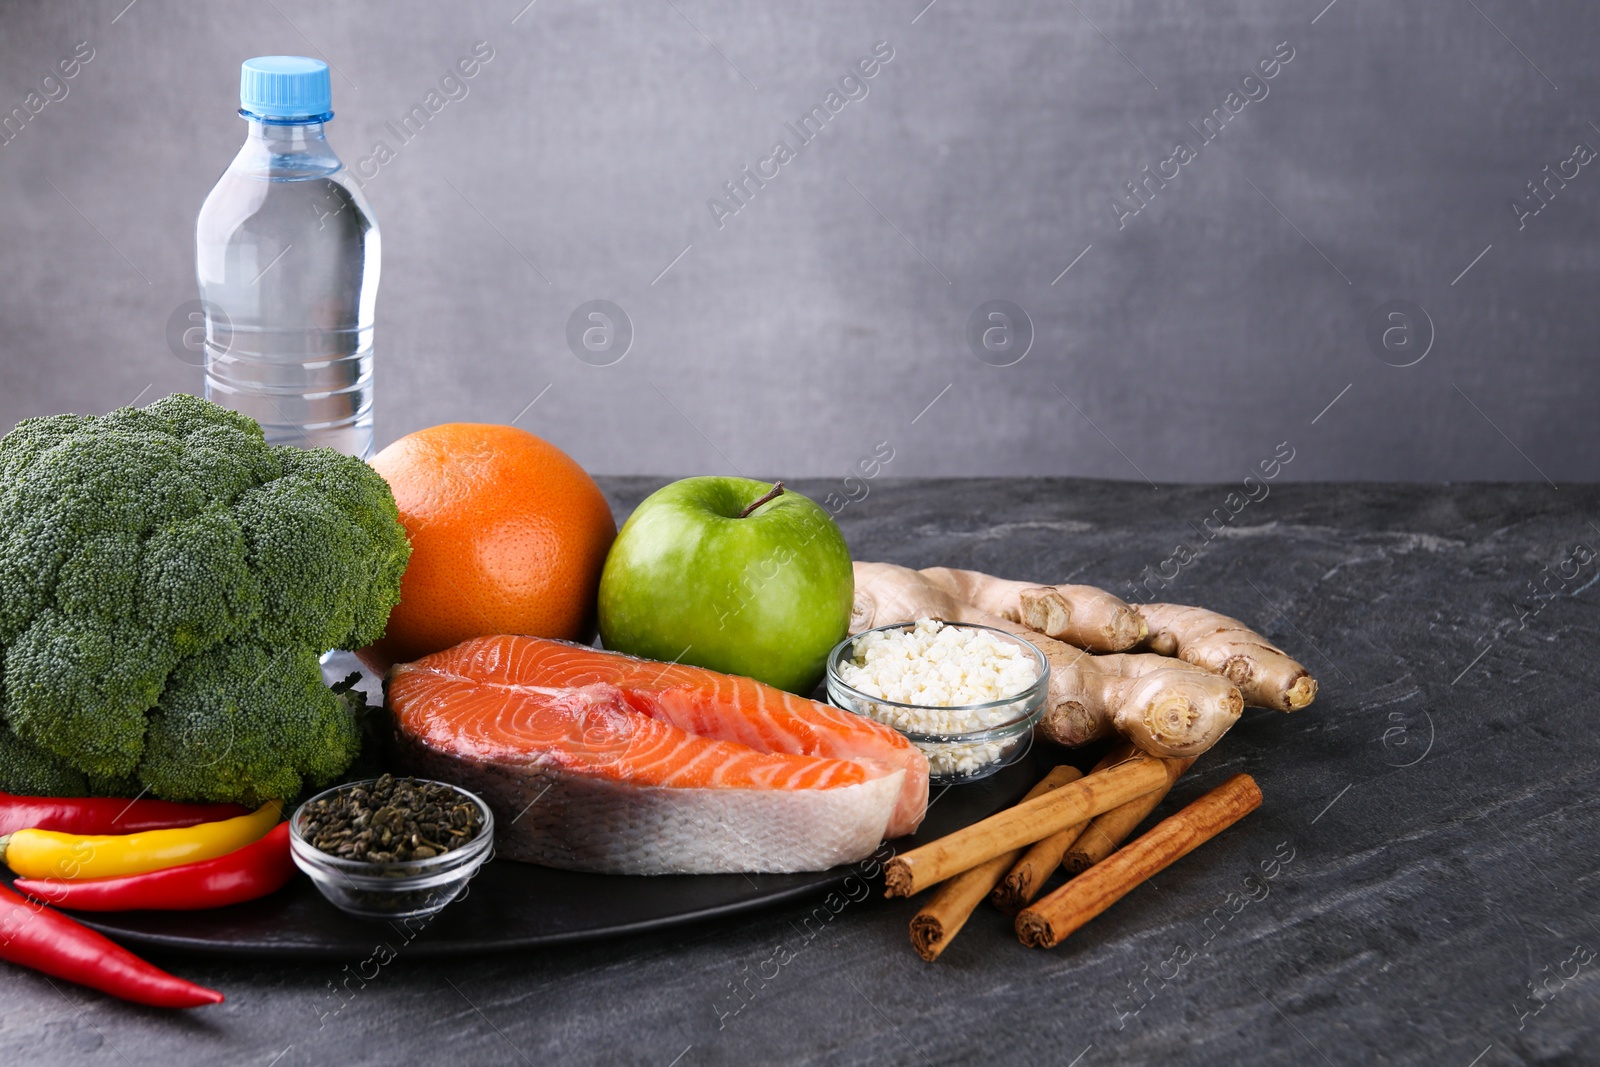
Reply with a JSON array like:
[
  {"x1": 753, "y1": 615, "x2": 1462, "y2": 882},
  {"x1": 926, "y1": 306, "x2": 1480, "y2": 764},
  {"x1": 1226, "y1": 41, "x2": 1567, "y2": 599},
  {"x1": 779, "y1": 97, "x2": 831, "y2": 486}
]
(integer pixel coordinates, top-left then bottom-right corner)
[{"x1": 387, "y1": 635, "x2": 929, "y2": 875}]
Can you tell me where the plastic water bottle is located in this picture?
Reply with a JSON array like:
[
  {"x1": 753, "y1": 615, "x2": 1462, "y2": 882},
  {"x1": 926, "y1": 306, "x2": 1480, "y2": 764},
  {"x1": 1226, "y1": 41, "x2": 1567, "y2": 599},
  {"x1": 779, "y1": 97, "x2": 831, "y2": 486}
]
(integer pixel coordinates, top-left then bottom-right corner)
[{"x1": 196, "y1": 56, "x2": 380, "y2": 457}]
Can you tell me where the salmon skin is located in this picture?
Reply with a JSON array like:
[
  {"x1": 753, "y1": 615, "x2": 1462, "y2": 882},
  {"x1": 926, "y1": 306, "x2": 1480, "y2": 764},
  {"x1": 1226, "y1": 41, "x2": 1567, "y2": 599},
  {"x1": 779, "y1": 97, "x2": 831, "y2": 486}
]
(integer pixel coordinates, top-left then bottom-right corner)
[{"x1": 387, "y1": 635, "x2": 929, "y2": 875}]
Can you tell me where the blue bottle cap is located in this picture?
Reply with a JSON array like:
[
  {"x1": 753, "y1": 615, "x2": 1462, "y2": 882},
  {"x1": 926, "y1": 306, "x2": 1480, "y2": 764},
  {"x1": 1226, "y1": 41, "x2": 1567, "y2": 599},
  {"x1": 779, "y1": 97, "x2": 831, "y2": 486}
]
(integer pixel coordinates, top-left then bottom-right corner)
[{"x1": 239, "y1": 56, "x2": 332, "y2": 121}]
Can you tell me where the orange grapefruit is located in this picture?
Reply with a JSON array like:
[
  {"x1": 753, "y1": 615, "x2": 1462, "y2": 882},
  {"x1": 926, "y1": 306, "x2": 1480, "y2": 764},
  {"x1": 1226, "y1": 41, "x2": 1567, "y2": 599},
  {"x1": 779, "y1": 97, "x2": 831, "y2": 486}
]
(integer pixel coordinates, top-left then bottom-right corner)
[{"x1": 363, "y1": 423, "x2": 616, "y2": 668}]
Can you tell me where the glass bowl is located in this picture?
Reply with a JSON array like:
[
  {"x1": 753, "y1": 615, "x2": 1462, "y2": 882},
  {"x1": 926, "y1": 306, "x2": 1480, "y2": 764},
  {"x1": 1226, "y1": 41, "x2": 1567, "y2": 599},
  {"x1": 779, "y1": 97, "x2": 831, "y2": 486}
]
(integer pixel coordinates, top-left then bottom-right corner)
[
  {"x1": 289, "y1": 778, "x2": 494, "y2": 921},
  {"x1": 826, "y1": 622, "x2": 1050, "y2": 785}
]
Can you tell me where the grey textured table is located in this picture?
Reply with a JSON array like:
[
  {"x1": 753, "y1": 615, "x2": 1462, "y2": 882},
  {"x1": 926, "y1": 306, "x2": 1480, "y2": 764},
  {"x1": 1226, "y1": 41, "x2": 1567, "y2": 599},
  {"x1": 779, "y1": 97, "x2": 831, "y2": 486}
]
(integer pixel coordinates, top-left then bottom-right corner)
[{"x1": 5, "y1": 478, "x2": 1597, "y2": 1067}]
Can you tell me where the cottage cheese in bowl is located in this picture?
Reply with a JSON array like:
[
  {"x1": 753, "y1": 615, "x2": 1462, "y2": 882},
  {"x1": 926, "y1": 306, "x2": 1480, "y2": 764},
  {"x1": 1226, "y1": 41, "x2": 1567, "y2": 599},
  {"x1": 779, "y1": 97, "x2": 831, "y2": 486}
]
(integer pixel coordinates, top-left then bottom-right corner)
[{"x1": 827, "y1": 619, "x2": 1049, "y2": 782}]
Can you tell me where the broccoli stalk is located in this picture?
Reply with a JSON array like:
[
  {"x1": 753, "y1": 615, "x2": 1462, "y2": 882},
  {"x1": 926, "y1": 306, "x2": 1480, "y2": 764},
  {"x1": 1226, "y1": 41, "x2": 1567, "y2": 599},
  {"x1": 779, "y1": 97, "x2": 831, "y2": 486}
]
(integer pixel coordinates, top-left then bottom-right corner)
[{"x1": 0, "y1": 394, "x2": 410, "y2": 805}]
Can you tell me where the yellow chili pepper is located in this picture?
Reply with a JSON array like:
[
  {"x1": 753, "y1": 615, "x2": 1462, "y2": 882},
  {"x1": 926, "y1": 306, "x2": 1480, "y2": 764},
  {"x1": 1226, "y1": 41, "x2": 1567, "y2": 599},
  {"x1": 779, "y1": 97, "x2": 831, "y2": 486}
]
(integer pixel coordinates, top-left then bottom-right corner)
[{"x1": 0, "y1": 801, "x2": 281, "y2": 881}]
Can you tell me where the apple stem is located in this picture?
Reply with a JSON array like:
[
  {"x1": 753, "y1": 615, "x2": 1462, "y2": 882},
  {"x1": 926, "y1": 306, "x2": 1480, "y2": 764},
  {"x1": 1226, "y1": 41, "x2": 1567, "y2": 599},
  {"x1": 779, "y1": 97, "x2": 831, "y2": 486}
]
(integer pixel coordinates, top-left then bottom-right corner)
[{"x1": 739, "y1": 481, "x2": 786, "y2": 518}]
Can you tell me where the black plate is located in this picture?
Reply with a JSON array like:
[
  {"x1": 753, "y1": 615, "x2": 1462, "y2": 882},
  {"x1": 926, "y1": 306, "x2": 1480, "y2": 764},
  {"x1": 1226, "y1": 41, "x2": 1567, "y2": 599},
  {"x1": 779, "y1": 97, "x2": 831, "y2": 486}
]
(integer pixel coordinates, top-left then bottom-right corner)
[{"x1": 44, "y1": 752, "x2": 1044, "y2": 958}]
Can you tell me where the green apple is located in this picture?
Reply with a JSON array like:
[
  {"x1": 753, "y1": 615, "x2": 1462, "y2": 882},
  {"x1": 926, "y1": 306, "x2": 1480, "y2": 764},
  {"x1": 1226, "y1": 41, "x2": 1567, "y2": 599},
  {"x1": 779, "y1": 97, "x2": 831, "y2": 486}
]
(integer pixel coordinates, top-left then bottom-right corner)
[{"x1": 597, "y1": 477, "x2": 853, "y2": 695}]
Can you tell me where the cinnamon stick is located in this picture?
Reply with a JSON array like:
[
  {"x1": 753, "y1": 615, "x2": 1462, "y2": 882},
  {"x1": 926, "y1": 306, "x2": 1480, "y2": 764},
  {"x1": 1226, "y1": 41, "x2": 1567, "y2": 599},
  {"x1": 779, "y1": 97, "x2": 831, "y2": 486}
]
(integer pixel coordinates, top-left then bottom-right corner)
[
  {"x1": 910, "y1": 765, "x2": 1083, "y2": 962},
  {"x1": 1015, "y1": 773, "x2": 1263, "y2": 949},
  {"x1": 1061, "y1": 755, "x2": 1196, "y2": 875},
  {"x1": 990, "y1": 744, "x2": 1132, "y2": 914},
  {"x1": 883, "y1": 754, "x2": 1169, "y2": 898}
]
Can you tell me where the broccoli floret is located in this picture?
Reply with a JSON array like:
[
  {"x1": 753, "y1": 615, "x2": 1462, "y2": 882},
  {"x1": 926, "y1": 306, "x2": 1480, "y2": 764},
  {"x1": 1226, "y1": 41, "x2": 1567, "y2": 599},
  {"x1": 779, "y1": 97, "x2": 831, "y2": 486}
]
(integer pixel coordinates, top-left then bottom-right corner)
[
  {"x1": 237, "y1": 450, "x2": 409, "y2": 652},
  {"x1": 142, "y1": 391, "x2": 264, "y2": 441},
  {"x1": 0, "y1": 413, "x2": 92, "y2": 483},
  {"x1": 139, "y1": 510, "x2": 262, "y2": 655},
  {"x1": 55, "y1": 531, "x2": 142, "y2": 618},
  {"x1": 0, "y1": 723, "x2": 89, "y2": 796},
  {"x1": 5, "y1": 610, "x2": 178, "y2": 778},
  {"x1": 271, "y1": 448, "x2": 411, "y2": 650},
  {"x1": 139, "y1": 642, "x2": 362, "y2": 806},
  {"x1": 0, "y1": 394, "x2": 410, "y2": 802},
  {"x1": 0, "y1": 675, "x2": 87, "y2": 796}
]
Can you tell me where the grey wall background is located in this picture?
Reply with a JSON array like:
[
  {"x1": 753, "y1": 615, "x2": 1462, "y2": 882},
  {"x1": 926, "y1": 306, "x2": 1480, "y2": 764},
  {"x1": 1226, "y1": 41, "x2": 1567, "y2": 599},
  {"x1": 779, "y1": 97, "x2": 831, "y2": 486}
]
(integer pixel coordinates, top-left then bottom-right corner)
[{"x1": 0, "y1": 0, "x2": 1595, "y2": 482}]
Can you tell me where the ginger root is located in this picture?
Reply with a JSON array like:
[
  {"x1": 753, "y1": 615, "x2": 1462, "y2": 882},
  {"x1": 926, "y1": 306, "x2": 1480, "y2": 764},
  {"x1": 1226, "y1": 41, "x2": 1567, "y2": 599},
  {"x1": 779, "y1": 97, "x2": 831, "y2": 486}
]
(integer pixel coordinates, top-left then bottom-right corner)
[
  {"x1": 918, "y1": 567, "x2": 1147, "y2": 652},
  {"x1": 851, "y1": 561, "x2": 995, "y2": 634},
  {"x1": 1137, "y1": 603, "x2": 1317, "y2": 712},
  {"x1": 1036, "y1": 652, "x2": 1243, "y2": 756},
  {"x1": 851, "y1": 563, "x2": 1243, "y2": 758}
]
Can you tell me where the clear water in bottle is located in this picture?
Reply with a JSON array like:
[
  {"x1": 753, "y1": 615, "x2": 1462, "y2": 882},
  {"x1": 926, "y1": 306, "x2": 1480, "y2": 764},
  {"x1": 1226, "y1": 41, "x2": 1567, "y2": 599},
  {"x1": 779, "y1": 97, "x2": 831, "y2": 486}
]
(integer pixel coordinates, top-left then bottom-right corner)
[{"x1": 196, "y1": 56, "x2": 379, "y2": 457}]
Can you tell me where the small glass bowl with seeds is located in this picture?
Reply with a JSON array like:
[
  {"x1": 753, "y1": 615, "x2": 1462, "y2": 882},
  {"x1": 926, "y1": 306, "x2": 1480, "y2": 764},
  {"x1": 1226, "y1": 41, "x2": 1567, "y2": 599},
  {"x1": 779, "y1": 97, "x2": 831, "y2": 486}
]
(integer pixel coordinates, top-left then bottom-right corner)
[{"x1": 289, "y1": 775, "x2": 494, "y2": 921}]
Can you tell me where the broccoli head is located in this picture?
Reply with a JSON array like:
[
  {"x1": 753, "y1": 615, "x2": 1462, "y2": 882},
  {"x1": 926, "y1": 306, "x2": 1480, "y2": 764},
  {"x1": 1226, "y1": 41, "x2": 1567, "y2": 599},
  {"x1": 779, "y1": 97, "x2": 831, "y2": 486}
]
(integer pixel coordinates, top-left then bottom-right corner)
[{"x1": 0, "y1": 394, "x2": 411, "y2": 804}]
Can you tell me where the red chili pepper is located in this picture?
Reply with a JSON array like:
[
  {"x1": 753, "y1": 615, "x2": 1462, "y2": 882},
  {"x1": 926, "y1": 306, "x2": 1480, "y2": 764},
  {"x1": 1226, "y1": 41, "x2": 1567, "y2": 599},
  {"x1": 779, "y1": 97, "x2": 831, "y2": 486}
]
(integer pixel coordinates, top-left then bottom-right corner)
[
  {"x1": 0, "y1": 885, "x2": 223, "y2": 1008},
  {"x1": 14, "y1": 823, "x2": 294, "y2": 912},
  {"x1": 0, "y1": 791, "x2": 249, "y2": 838}
]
